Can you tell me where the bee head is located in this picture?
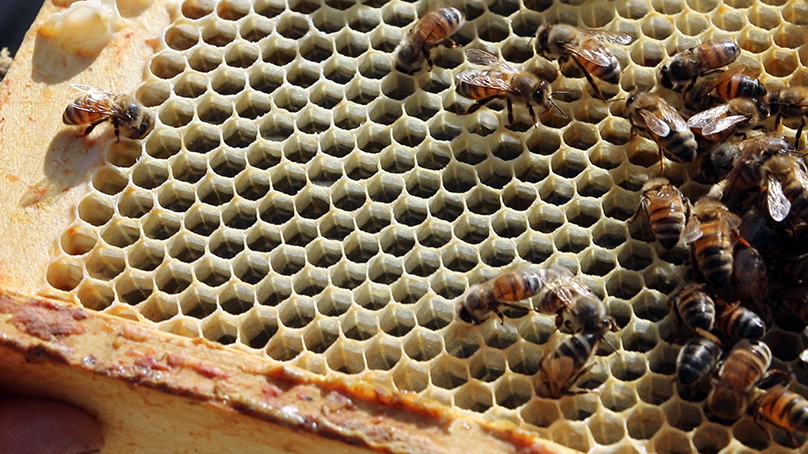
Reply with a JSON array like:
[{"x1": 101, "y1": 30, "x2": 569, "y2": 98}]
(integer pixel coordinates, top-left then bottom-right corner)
[
  {"x1": 658, "y1": 66, "x2": 674, "y2": 89},
  {"x1": 458, "y1": 306, "x2": 475, "y2": 324},
  {"x1": 535, "y1": 24, "x2": 550, "y2": 54}
]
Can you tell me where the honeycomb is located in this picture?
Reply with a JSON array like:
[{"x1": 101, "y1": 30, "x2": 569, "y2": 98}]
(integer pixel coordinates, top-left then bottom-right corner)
[{"x1": 41, "y1": 0, "x2": 808, "y2": 452}]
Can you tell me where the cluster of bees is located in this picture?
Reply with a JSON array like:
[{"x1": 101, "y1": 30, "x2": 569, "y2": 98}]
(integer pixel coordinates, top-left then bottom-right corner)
[{"x1": 393, "y1": 2, "x2": 808, "y2": 445}]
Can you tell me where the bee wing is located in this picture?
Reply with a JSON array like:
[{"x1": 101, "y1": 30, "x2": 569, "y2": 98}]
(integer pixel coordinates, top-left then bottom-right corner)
[
  {"x1": 66, "y1": 88, "x2": 120, "y2": 116},
  {"x1": 701, "y1": 115, "x2": 748, "y2": 136},
  {"x1": 723, "y1": 210, "x2": 743, "y2": 231},
  {"x1": 629, "y1": 196, "x2": 655, "y2": 242},
  {"x1": 697, "y1": 66, "x2": 746, "y2": 97},
  {"x1": 456, "y1": 69, "x2": 516, "y2": 93},
  {"x1": 69, "y1": 84, "x2": 117, "y2": 97},
  {"x1": 658, "y1": 100, "x2": 688, "y2": 132},
  {"x1": 765, "y1": 174, "x2": 791, "y2": 222},
  {"x1": 562, "y1": 42, "x2": 614, "y2": 68},
  {"x1": 687, "y1": 104, "x2": 731, "y2": 130},
  {"x1": 579, "y1": 29, "x2": 633, "y2": 45},
  {"x1": 638, "y1": 109, "x2": 671, "y2": 137},
  {"x1": 465, "y1": 49, "x2": 520, "y2": 74},
  {"x1": 683, "y1": 217, "x2": 703, "y2": 243}
]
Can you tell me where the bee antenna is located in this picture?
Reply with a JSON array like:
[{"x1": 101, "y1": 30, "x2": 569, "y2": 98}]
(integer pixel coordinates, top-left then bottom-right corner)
[
  {"x1": 548, "y1": 98, "x2": 569, "y2": 119},
  {"x1": 551, "y1": 90, "x2": 574, "y2": 101}
]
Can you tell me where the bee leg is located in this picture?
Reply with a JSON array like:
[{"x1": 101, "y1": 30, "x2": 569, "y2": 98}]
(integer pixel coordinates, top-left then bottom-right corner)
[
  {"x1": 113, "y1": 118, "x2": 121, "y2": 143},
  {"x1": 459, "y1": 96, "x2": 498, "y2": 116},
  {"x1": 80, "y1": 118, "x2": 107, "y2": 138},
  {"x1": 506, "y1": 97, "x2": 514, "y2": 125},
  {"x1": 563, "y1": 363, "x2": 597, "y2": 396},
  {"x1": 526, "y1": 102, "x2": 539, "y2": 128},
  {"x1": 571, "y1": 59, "x2": 605, "y2": 101},
  {"x1": 423, "y1": 48, "x2": 434, "y2": 69},
  {"x1": 796, "y1": 117, "x2": 805, "y2": 149},
  {"x1": 441, "y1": 38, "x2": 461, "y2": 49}
]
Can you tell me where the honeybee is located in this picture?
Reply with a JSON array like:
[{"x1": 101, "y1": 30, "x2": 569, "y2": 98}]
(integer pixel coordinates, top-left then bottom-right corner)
[
  {"x1": 687, "y1": 98, "x2": 768, "y2": 139},
  {"x1": 563, "y1": 293, "x2": 617, "y2": 337},
  {"x1": 532, "y1": 264, "x2": 591, "y2": 316},
  {"x1": 394, "y1": 4, "x2": 465, "y2": 74},
  {"x1": 456, "y1": 49, "x2": 568, "y2": 127},
  {"x1": 715, "y1": 299, "x2": 766, "y2": 339},
  {"x1": 658, "y1": 39, "x2": 741, "y2": 91},
  {"x1": 669, "y1": 283, "x2": 716, "y2": 332},
  {"x1": 686, "y1": 65, "x2": 767, "y2": 111},
  {"x1": 676, "y1": 335, "x2": 722, "y2": 386},
  {"x1": 768, "y1": 86, "x2": 808, "y2": 147},
  {"x1": 536, "y1": 333, "x2": 600, "y2": 399},
  {"x1": 626, "y1": 91, "x2": 698, "y2": 169},
  {"x1": 63, "y1": 84, "x2": 155, "y2": 141},
  {"x1": 731, "y1": 247, "x2": 768, "y2": 308},
  {"x1": 632, "y1": 178, "x2": 691, "y2": 250},
  {"x1": 534, "y1": 24, "x2": 632, "y2": 100},
  {"x1": 720, "y1": 133, "x2": 793, "y2": 191},
  {"x1": 752, "y1": 385, "x2": 808, "y2": 444},
  {"x1": 760, "y1": 152, "x2": 808, "y2": 222},
  {"x1": 457, "y1": 264, "x2": 545, "y2": 324},
  {"x1": 684, "y1": 198, "x2": 743, "y2": 287},
  {"x1": 708, "y1": 339, "x2": 772, "y2": 421}
]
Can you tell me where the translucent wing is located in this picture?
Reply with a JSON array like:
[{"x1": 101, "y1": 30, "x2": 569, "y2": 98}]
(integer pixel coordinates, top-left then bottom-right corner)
[
  {"x1": 765, "y1": 174, "x2": 791, "y2": 222},
  {"x1": 658, "y1": 100, "x2": 688, "y2": 132},
  {"x1": 562, "y1": 41, "x2": 613, "y2": 67},
  {"x1": 696, "y1": 65, "x2": 746, "y2": 97},
  {"x1": 722, "y1": 210, "x2": 742, "y2": 231},
  {"x1": 639, "y1": 109, "x2": 671, "y2": 137},
  {"x1": 67, "y1": 84, "x2": 119, "y2": 116},
  {"x1": 683, "y1": 217, "x2": 703, "y2": 243},
  {"x1": 580, "y1": 29, "x2": 633, "y2": 45},
  {"x1": 465, "y1": 49, "x2": 519, "y2": 75},
  {"x1": 456, "y1": 69, "x2": 516, "y2": 93},
  {"x1": 70, "y1": 84, "x2": 117, "y2": 97},
  {"x1": 687, "y1": 104, "x2": 730, "y2": 129},
  {"x1": 701, "y1": 115, "x2": 748, "y2": 136}
]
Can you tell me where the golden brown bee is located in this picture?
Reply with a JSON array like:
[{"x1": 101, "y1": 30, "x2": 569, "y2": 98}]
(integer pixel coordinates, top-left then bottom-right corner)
[
  {"x1": 563, "y1": 293, "x2": 617, "y2": 337},
  {"x1": 708, "y1": 339, "x2": 772, "y2": 421},
  {"x1": 720, "y1": 133, "x2": 793, "y2": 191},
  {"x1": 687, "y1": 98, "x2": 768, "y2": 140},
  {"x1": 676, "y1": 335, "x2": 722, "y2": 386},
  {"x1": 768, "y1": 86, "x2": 808, "y2": 147},
  {"x1": 760, "y1": 152, "x2": 808, "y2": 222},
  {"x1": 752, "y1": 385, "x2": 808, "y2": 442},
  {"x1": 457, "y1": 265, "x2": 545, "y2": 325},
  {"x1": 731, "y1": 247, "x2": 768, "y2": 309},
  {"x1": 63, "y1": 84, "x2": 155, "y2": 141},
  {"x1": 669, "y1": 283, "x2": 716, "y2": 332},
  {"x1": 715, "y1": 299, "x2": 766, "y2": 339},
  {"x1": 536, "y1": 332, "x2": 599, "y2": 399},
  {"x1": 532, "y1": 264, "x2": 591, "y2": 316},
  {"x1": 394, "y1": 4, "x2": 465, "y2": 74},
  {"x1": 658, "y1": 39, "x2": 740, "y2": 91},
  {"x1": 626, "y1": 91, "x2": 698, "y2": 169},
  {"x1": 686, "y1": 65, "x2": 767, "y2": 111},
  {"x1": 632, "y1": 178, "x2": 691, "y2": 250},
  {"x1": 684, "y1": 198, "x2": 742, "y2": 287},
  {"x1": 534, "y1": 23, "x2": 632, "y2": 100},
  {"x1": 456, "y1": 49, "x2": 568, "y2": 127}
]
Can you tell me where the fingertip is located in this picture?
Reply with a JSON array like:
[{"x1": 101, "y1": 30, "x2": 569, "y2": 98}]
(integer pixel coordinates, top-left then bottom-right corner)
[{"x1": 0, "y1": 398, "x2": 104, "y2": 454}]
